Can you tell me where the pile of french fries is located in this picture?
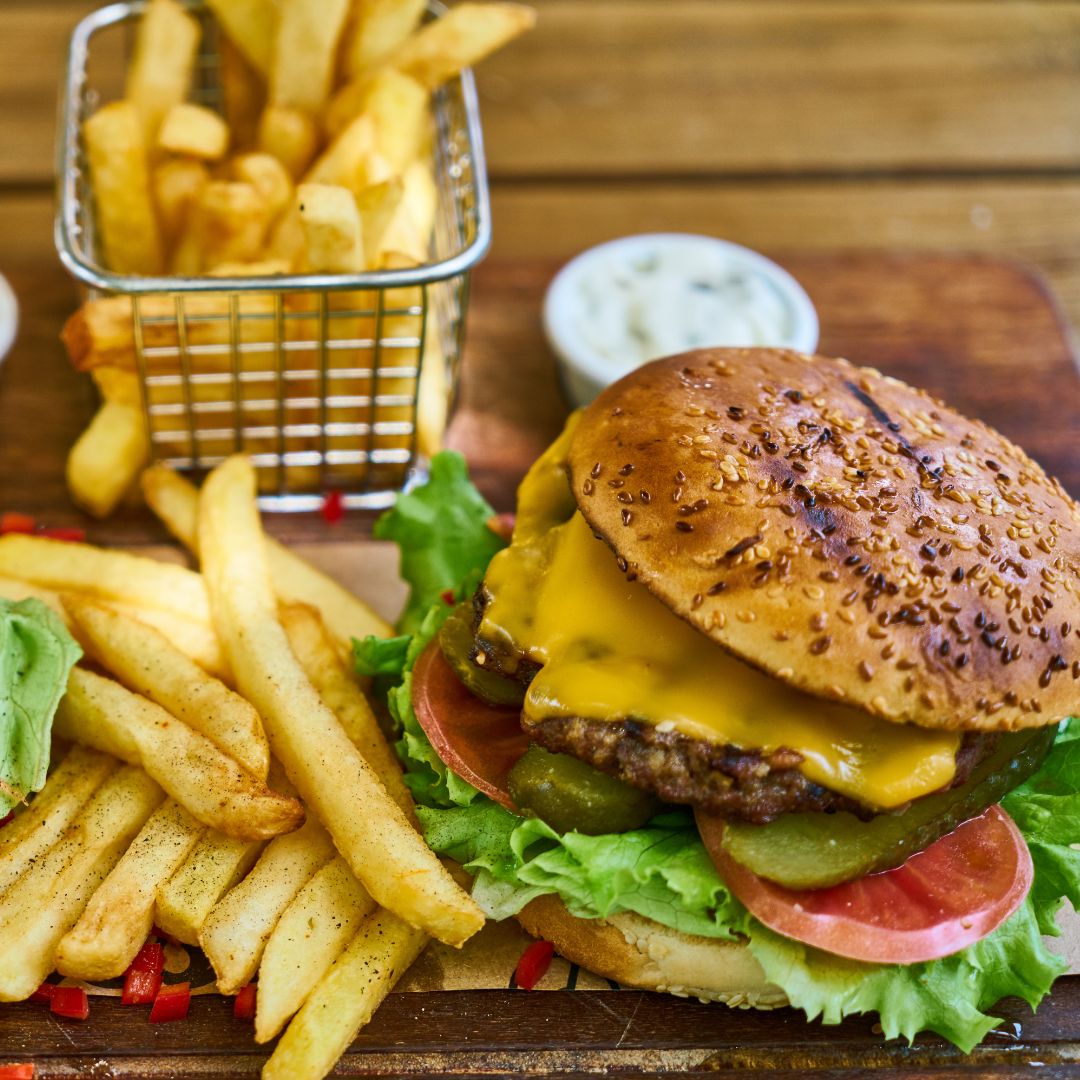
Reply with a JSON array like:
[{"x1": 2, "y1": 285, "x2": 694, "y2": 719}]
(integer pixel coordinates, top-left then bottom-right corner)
[
  {"x1": 0, "y1": 458, "x2": 486, "y2": 1080},
  {"x1": 64, "y1": 0, "x2": 536, "y2": 518}
]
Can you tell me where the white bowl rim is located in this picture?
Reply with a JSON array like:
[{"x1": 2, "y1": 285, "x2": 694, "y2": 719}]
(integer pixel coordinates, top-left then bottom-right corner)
[
  {"x1": 542, "y1": 233, "x2": 819, "y2": 395},
  {"x1": 0, "y1": 273, "x2": 18, "y2": 369}
]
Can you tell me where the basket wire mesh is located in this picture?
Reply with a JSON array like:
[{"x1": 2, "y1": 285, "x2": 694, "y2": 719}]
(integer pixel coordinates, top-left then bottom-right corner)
[{"x1": 56, "y1": 0, "x2": 490, "y2": 511}]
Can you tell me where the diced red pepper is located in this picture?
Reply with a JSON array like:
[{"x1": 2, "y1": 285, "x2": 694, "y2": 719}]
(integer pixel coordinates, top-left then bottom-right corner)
[
  {"x1": 0, "y1": 1064, "x2": 34, "y2": 1078},
  {"x1": 122, "y1": 969, "x2": 162, "y2": 1006},
  {"x1": 0, "y1": 513, "x2": 35, "y2": 535},
  {"x1": 320, "y1": 490, "x2": 344, "y2": 524},
  {"x1": 486, "y1": 513, "x2": 515, "y2": 542},
  {"x1": 122, "y1": 942, "x2": 164, "y2": 1004},
  {"x1": 233, "y1": 983, "x2": 256, "y2": 1020},
  {"x1": 440, "y1": 589, "x2": 456, "y2": 605},
  {"x1": 49, "y1": 987, "x2": 88, "y2": 1020},
  {"x1": 514, "y1": 939, "x2": 554, "y2": 991},
  {"x1": 0, "y1": 811, "x2": 13, "y2": 830},
  {"x1": 151, "y1": 924, "x2": 181, "y2": 946},
  {"x1": 37, "y1": 527, "x2": 86, "y2": 543},
  {"x1": 149, "y1": 982, "x2": 190, "y2": 1024},
  {"x1": 28, "y1": 982, "x2": 54, "y2": 1004}
]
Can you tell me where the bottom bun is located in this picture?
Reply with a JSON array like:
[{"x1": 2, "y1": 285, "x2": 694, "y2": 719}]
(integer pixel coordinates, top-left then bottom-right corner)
[{"x1": 514, "y1": 894, "x2": 789, "y2": 1009}]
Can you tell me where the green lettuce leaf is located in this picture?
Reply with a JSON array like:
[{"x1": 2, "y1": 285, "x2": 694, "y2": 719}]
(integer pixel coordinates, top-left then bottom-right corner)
[
  {"x1": 0, "y1": 597, "x2": 82, "y2": 814},
  {"x1": 418, "y1": 799, "x2": 746, "y2": 938},
  {"x1": 374, "y1": 450, "x2": 505, "y2": 634},
  {"x1": 743, "y1": 897, "x2": 1064, "y2": 1053},
  {"x1": 369, "y1": 453, "x2": 1080, "y2": 1051}
]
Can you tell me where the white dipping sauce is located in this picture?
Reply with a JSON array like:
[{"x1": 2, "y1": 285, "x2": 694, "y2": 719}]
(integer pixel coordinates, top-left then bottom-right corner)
[
  {"x1": 575, "y1": 245, "x2": 796, "y2": 372},
  {"x1": 543, "y1": 234, "x2": 819, "y2": 408}
]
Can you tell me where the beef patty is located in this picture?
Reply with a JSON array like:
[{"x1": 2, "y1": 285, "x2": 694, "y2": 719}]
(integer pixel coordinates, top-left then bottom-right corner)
[{"x1": 520, "y1": 712, "x2": 1000, "y2": 825}]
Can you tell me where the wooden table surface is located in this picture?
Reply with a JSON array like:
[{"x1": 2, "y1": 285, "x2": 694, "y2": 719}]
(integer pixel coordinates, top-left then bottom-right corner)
[
  {"x1": 5, "y1": 1, "x2": 1080, "y2": 329},
  {"x1": 4, "y1": 3, "x2": 1080, "y2": 1076}
]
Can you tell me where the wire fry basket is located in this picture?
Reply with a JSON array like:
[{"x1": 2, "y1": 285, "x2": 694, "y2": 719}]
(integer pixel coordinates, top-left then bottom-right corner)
[{"x1": 55, "y1": 0, "x2": 490, "y2": 511}]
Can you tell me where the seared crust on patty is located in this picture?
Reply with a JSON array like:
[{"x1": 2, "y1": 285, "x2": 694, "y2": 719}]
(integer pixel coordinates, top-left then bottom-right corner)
[{"x1": 521, "y1": 712, "x2": 1000, "y2": 824}]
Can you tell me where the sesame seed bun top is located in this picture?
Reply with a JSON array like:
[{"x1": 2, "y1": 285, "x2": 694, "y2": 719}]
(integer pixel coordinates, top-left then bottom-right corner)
[{"x1": 569, "y1": 348, "x2": 1080, "y2": 732}]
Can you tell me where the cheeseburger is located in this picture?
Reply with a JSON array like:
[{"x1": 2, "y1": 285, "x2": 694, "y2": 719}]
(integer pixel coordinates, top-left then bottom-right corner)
[{"x1": 377, "y1": 347, "x2": 1080, "y2": 1047}]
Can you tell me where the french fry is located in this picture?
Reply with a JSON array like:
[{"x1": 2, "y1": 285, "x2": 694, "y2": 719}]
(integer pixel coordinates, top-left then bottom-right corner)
[
  {"x1": 65, "y1": 400, "x2": 149, "y2": 519},
  {"x1": 62, "y1": 293, "x2": 278, "y2": 374},
  {"x1": 258, "y1": 104, "x2": 321, "y2": 179},
  {"x1": 392, "y1": 2, "x2": 537, "y2": 89},
  {"x1": 0, "y1": 574, "x2": 229, "y2": 682},
  {"x1": 62, "y1": 595, "x2": 268, "y2": 780},
  {"x1": 204, "y1": 0, "x2": 279, "y2": 76},
  {"x1": 175, "y1": 180, "x2": 272, "y2": 274},
  {"x1": 415, "y1": 325, "x2": 448, "y2": 458},
  {"x1": 154, "y1": 157, "x2": 211, "y2": 247},
  {"x1": 82, "y1": 101, "x2": 163, "y2": 275},
  {"x1": 263, "y1": 909, "x2": 428, "y2": 1080},
  {"x1": 271, "y1": 0, "x2": 352, "y2": 117},
  {"x1": 233, "y1": 152, "x2": 294, "y2": 221},
  {"x1": 323, "y1": 76, "x2": 373, "y2": 141},
  {"x1": 220, "y1": 32, "x2": 267, "y2": 150},
  {"x1": 124, "y1": 0, "x2": 201, "y2": 144},
  {"x1": 279, "y1": 602, "x2": 415, "y2": 821},
  {"x1": 0, "y1": 745, "x2": 118, "y2": 900},
  {"x1": 140, "y1": 464, "x2": 394, "y2": 648},
  {"x1": 296, "y1": 184, "x2": 366, "y2": 273},
  {"x1": 0, "y1": 765, "x2": 164, "y2": 1002},
  {"x1": 0, "y1": 534, "x2": 212, "y2": 624},
  {"x1": 156, "y1": 829, "x2": 266, "y2": 944},
  {"x1": 255, "y1": 855, "x2": 377, "y2": 1042},
  {"x1": 199, "y1": 813, "x2": 336, "y2": 994},
  {"x1": 198, "y1": 455, "x2": 483, "y2": 947},
  {"x1": 356, "y1": 178, "x2": 404, "y2": 268},
  {"x1": 304, "y1": 113, "x2": 378, "y2": 192},
  {"x1": 267, "y1": 201, "x2": 306, "y2": 269},
  {"x1": 157, "y1": 103, "x2": 231, "y2": 160},
  {"x1": 362, "y1": 68, "x2": 429, "y2": 174},
  {"x1": 91, "y1": 365, "x2": 142, "y2": 407},
  {"x1": 55, "y1": 798, "x2": 207, "y2": 980},
  {"x1": 342, "y1": 0, "x2": 427, "y2": 80},
  {"x1": 53, "y1": 667, "x2": 303, "y2": 841},
  {"x1": 401, "y1": 159, "x2": 437, "y2": 250}
]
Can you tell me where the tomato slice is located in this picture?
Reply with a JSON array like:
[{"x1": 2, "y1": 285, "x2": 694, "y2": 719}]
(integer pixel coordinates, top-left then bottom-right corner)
[
  {"x1": 698, "y1": 804, "x2": 1033, "y2": 964},
  {"x1": 411, "y1": 638, "x2": 532, "y2": 811}
]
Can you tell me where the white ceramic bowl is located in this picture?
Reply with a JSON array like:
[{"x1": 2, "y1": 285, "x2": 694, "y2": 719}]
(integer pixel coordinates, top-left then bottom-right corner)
[
  {"x1": 543, "y1": 234, "x2": 819, "y2": 408},
  {"x1": 0, "y1": 273, "x2": 17, "y2": 369}
]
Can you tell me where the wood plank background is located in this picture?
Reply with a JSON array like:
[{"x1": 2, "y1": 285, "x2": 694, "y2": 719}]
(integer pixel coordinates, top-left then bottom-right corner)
[{"x1": 4, "y1": 0, "x2": 1080, "y2": 336}]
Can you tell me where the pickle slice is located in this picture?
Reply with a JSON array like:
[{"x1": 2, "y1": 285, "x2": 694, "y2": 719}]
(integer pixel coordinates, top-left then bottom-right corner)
[
  {"x1": 439, "y1": 602, "x2": 526, "y2": 708},
  {"x1": 508, "y1": 744, "x2": 660, "y2": 836},
  {"x1": 720, "y1": 724, "x2": 1057, "y2": 889}
]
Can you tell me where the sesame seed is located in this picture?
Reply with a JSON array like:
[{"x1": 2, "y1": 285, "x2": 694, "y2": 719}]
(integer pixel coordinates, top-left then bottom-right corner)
[
  {"x1": 476, "y1": 652, "x2": 487, "y2": 666},
  {"x1": 675, "y1": 521, "x2": 693, "y2": 532},
  {"x1": 810, "y1": 636, "x2": 832, "y2": 654},
  {"x1": 619, "y1": 464, "x2": 634, "y2": 476},
  {"x1": 956, "y1": 652, "x2": 969, "y2": 668},
  {"x1": 675, "y1": 471, "x2": 686, "y2": 483},
  {"x1": 622, "y1": 509, "x2": 633, "y2": 526},
  {"x1": 691, "y1": 594, "x2": 704, "y2": 610},
  {"x1": 582, "y1": 480, "x2": 594, "y2": 495},
  {"x1": 707, "y1": 581, "x2": 726, "y2": 595},
  {"x1": 591, "y1": 463, "x2": 601, "y2": 478}
]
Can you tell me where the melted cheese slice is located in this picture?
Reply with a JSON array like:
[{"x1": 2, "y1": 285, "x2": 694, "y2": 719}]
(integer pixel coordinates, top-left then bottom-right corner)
[{"x1": 481, "y1": 439, "x2": 960, "y2": 809}]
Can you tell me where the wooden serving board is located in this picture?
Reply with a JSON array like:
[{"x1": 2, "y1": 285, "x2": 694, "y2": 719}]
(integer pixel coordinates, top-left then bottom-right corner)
[{"x1": 3, "y1": 252, "x2": 1080, "y2": 1076}]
